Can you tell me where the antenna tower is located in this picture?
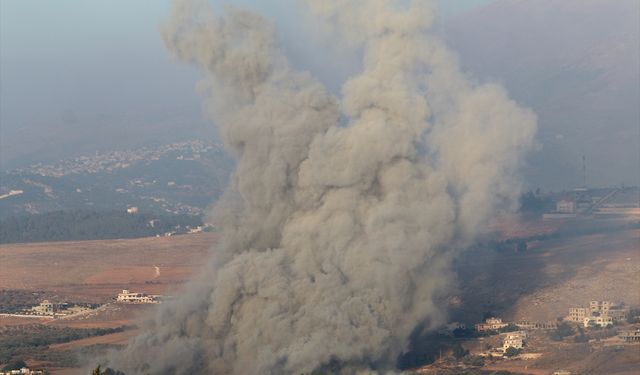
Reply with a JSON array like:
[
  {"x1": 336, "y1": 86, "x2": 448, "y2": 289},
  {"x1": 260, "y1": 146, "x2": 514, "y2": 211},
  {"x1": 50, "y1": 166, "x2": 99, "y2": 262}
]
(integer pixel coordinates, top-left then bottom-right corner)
[{"x1": 582, "y1": 155, "x2": 587, "y2": 189}]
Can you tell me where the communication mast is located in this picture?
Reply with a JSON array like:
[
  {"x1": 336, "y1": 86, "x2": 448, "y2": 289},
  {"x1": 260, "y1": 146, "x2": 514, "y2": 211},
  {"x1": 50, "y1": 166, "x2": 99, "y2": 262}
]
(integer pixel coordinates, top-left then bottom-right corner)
[{"x1": 582, "y1": 155, "x2": 587, "y2": 189}]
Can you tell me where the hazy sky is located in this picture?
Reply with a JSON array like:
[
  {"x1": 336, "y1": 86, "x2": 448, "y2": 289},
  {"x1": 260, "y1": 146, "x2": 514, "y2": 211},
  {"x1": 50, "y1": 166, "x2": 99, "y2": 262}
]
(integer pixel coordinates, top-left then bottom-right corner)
[
  {"x1": 2, "y1": 0, "x2": 636, "y2": 189},
  {"x1": 0, "y1": 0, "x2": 492, "y2": 131}
]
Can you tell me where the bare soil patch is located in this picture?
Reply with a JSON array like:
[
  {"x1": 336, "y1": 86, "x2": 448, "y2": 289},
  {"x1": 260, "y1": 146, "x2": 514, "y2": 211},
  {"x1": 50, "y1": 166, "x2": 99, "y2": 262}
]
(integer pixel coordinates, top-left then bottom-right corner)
[{"x1": 0, "y1": 233, "x2": 217, "y2": 303}]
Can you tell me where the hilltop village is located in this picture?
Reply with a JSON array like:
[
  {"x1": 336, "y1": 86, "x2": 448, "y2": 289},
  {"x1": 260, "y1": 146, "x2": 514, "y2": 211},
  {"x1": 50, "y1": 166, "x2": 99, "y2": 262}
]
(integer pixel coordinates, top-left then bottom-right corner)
[{"x1": 413, "y1": 299, "x2": 640, "y2": 374}]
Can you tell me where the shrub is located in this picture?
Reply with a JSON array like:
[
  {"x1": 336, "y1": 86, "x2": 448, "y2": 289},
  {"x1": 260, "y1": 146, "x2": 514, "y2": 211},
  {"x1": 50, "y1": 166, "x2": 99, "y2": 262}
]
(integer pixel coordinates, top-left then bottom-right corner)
[
  {"x1": 452, "y1": 344, "x2": 469, "y2": 359},
  {"x1": 574, "y1": 325, "x2": 589, "y2": 343},
  {"x1": 498, "y1": 324, "x2": 520, "y2": 333},
  {"x1": 2, "y1": 359, "x2": 27, "y2": 371},
  {"x1": 504, "y1": 347, "x2": 521, "y2": 357},
  {"x1": 550, "y1": 322, "x2": 574, "y2": 341}
]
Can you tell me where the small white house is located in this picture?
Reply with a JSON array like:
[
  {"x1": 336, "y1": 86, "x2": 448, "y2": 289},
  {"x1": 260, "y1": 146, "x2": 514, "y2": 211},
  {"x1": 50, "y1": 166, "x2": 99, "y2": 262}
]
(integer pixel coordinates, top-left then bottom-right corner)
[
  {"x1": 116, "y1": 290, "x2": 160, "y2": 304},
  {"x1": 556, "y1": 199, "x2": 576, "y2": 213}
]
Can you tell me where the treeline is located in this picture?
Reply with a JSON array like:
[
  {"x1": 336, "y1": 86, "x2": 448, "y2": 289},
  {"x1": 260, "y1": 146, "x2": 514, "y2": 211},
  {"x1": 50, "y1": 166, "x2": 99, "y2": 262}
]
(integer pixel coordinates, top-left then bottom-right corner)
[
  {"x1": 519, "y1": 190, "x2": 554, "y2": 214},
  {"x1": 483, "y1": 220, "x2": 640, "y2": 254},
  {"x1": 0, "y1": 324, "x2": 132, "y2": 364},
  {"x1": 0, "y1": 210, "x2": 203, "y2": 244},
  {"x1": 0, "y1": 290, "x2": 49, "y2": 313}
]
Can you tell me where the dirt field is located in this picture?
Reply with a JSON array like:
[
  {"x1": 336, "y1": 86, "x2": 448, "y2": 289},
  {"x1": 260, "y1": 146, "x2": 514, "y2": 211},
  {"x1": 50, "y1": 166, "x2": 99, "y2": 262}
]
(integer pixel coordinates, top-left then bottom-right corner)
[
  {"x1": 448, "y1": 219, "x2": 640, "y2": 374},
  {"x1": 0, "y1": 233, "x2": 218, "y2": 372},
  {"x1": 2, "y1": 220, "x2": 639, "y2": 373},
  {"x1": 452, "y1": 226, "x2": 640, "y2": 323},
  {"x1": 48, "y1": 329, "x2": 141, "y2": 352},
  {"x1": 0, "y1": 233, "x2": 217, "y2": 303}
]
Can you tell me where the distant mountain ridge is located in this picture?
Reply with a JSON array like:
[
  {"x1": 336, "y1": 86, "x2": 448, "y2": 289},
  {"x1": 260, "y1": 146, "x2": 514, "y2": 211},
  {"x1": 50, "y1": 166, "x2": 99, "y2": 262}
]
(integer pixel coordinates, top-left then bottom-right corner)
[{"x1": 444, "y1": 0, "x2": 639, "y2": 189}]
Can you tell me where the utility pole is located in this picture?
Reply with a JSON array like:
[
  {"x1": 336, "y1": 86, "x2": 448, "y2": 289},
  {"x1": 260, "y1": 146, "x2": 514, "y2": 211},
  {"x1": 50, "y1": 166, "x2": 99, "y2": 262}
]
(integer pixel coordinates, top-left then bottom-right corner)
[{"x1": 582, "y1": 155, "x2": 587, "y2": 189}]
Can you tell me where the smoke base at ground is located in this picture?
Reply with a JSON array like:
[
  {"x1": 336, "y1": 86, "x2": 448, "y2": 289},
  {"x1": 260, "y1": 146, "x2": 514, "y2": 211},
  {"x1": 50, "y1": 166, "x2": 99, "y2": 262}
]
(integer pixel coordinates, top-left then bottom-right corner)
[{"x1": 105, "y1": 0, "x2": 536, "y2": 373}]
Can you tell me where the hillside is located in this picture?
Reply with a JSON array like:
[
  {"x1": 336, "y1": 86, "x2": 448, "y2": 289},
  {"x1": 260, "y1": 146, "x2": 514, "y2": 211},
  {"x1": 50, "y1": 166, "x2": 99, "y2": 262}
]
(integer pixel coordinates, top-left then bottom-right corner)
[
  {"x1": 0, "y1": 210, "x2": 204, "y2": 244},
  {"x1": 0, "y1": 140, "x2": 233, "y2": 218},
  {"x1": 445, "y1": 0, "x2": 640, "y2": 189}
]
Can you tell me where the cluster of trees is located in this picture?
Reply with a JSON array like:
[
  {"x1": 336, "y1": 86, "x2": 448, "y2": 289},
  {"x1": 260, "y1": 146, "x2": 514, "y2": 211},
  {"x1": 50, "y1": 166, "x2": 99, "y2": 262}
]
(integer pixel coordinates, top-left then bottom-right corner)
[
  {"x1": 574, "y1": 326, "x2": 589, "y2": 343},
  {"x1": 0, "y1": 290, "x2": 48, "y2": 313},
  {"x1": 485, "y1": 219, "x2": 640, "y2": 254},
  {"x1": 0, "y1": 210, "x2": 203, "y2": 244},
  {"x1": 2, "y1": 359, "x2": 27, "y2": 372},
  {"x1": 492, "y1": 239, "x2": 528, "y2": 253},
  {"x1": 519, "y1": 190, "x2": 553, "y2": 214},
  {"x1": 452, "y1": 323, "x2": 520, "y2": 339},
  {"x1": 0, "y1": 324, "x2": 131, "y2": 364},
  {"x1": 92, "y1": 366, "x2": 126, "y2": 375},
  {"x1": 503, "y1": 346, "x2": 521, "y2": 357},
  {"x1": 549, "y1": 322, "x2": 575, "y2": 341},
  {"x1": 627, "y1": 309, "x2": 640, "y2": 324}
]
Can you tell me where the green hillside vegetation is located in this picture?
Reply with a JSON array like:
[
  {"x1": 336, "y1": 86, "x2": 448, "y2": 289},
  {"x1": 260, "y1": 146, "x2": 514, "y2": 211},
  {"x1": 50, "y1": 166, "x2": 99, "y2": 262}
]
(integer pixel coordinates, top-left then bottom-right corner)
[
  {"x1": 0, "y1": 324, "x2": 131, "y2": 364},
  {"x1": 0, "y1": 210, "x2": 203, "y2": 244}
]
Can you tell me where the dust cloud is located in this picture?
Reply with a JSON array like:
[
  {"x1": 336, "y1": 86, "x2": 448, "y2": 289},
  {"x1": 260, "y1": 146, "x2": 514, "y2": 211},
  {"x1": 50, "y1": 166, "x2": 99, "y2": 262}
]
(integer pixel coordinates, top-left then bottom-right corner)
[{"x1": 106, "y1": 0, "x2": 536, "y2": 373}]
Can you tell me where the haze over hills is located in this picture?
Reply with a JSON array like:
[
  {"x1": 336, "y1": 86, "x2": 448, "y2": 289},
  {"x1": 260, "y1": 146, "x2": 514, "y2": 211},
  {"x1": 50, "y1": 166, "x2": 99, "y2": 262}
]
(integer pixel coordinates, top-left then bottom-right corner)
[
  {"x1": 0, "y1": 110, "x2": 216, "y2": 171},
  {"x1": 1, "y1": 0, "x2": 636, "y2": 192},
  {"x1": 445, "y1": 0, "x2": 640, "y2": 189},
  {"x1": 0, "y1": 1, "x2": 639, "y2": 374},
  {"x1": 0, "y1": 140, "x2": 233, "y2": 218}
]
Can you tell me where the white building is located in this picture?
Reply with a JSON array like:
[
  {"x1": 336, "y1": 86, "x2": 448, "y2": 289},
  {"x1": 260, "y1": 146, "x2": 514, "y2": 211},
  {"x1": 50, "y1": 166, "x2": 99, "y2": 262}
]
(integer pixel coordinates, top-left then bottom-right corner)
[
  {"x1": 583, "y1": 315, "x2": 613, "y2": 328},
  {"x1": 556, "y1": 199, "x2": 576, "y2": 213},
  {"x1": 568, "y1": 301, "x2": 628, "y2": 325},
  {"x1": 30, "y1": 300, "x2": 69, "y2": 316},
  {"x1": 589, "y1": 300, "x2": 628, "y2": 321},
  {"x1": 475, "y1": 317, "x2": 508, "y2": 332},
  {"x1": 0, "y1": 368, "x2": 44, "y2": 375},
  {"x1": 116, "y1": 289, "x2": 160, "y2": 304},
  {"x1": 502, "y1": 331, "x2": 527, "y2": 350}
]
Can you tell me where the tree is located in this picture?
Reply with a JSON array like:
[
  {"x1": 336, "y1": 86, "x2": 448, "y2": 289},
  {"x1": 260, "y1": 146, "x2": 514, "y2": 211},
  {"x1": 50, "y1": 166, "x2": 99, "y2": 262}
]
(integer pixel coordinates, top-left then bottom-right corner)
[
  {"x1": 504, "y1": 346, "x2": 521, "y2": 357},
  {"x1": 2, "y1": 359, "x2": 27, "y2": 371},
  {"x1": 627, "y1": 309, "x2": 640, "y2": 324},
  {"x1": 516, "y1": 240, "x2": 528, "y2": 252},
  {"x1": 550, "y1": 322, "x2": 575, "y2": 341},
  {"x1": 499, "y1": 323, "x2": 520, "y2": 333},
  {"x1": 452, "y1": 343, "x2": 469, "y2": 359},
  {"x1": 519, "y1": 190, "x2": 552, "y2": 214},
  {"x1": 574, "y1": 325, "x2": 588, "y2": 343}
]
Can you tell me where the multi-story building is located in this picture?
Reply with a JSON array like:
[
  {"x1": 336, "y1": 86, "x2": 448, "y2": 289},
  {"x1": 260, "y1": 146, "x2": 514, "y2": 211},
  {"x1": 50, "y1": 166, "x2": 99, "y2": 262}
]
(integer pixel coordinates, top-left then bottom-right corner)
[
  {"x1": 619, "y1": 329, "x2": 640, "y2": 342},
  {"x1": 116, "y1": 289, "x2": 160, "y2": 304},
  {"x1": 556, "y1": 199, "x2": 576, "y2": 213},
  {"x1": 516, "y1": 320, "x2": 558, "y2": 330},
  {"x1": 502, "y1": 331, "x2": 527, "y2": 350},
  {"x1": 568, "y1": 301, "x2": 628, "y2": 325},
  {"x1": 30, "y1": 300, "x2": 68, "y2": 316},
  {"x1": 568, "y1": 307, "x2": 590, "y2": 323},
  {"x1": 606, "y1": 307, "x2": 629, "y2": 321},
  {"x1": 475, "y1": 317, "x2": 508, "y2": 332},
  {"x1": 583, "y1": 315, "x2": 613, "y2": 328}
]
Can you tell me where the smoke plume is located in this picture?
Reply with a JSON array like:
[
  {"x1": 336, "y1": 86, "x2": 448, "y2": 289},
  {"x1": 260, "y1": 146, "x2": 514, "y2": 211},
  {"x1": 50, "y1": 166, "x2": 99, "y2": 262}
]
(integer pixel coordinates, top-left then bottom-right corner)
[{"x1": 107, "y1": 0, "x2": 536, "y2": 373}]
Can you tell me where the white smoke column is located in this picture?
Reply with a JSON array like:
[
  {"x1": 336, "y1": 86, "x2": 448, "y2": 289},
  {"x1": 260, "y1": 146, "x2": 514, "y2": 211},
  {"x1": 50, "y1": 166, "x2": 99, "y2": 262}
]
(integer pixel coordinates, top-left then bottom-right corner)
[{"x1": 107, "y1": 0, "x2": 536, "y2": 374}]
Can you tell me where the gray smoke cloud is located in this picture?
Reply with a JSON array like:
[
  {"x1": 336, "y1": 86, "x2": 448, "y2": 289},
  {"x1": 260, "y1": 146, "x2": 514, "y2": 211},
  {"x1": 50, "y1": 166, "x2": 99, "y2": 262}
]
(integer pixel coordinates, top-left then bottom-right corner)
[{"x1": 106, "y1": 0, "x2": 536, "y2": 373}]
